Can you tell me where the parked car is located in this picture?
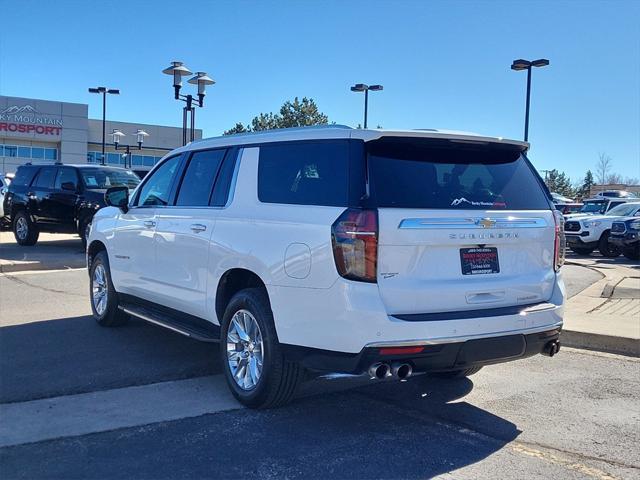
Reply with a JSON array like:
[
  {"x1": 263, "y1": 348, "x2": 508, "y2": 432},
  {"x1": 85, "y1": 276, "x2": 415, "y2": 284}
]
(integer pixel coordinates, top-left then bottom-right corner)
[
  {"x1": 609, "y1": 217, "x2": 640, "y2": 261},
  {"x1": 564, "y1": 202, "x2": 640, "y2": 256},
  {"x1": 0, "y1": 175, "x2": 10, "y2": 223},
  {"x1": 564, "y1": 197, "x2": 634, "y2": 220},
  {"x1": 3, "y1": 163, "x2": 140, "y2": 247},
  {"x1": 594, "y1": 190, "x2": 637, "y2": 199},
  {"x1": 556, "y1": 203, "x2": 583, "y2": 215},
  {"x1": 87, "y1": 126, "x2": 565, "y2": 408}
]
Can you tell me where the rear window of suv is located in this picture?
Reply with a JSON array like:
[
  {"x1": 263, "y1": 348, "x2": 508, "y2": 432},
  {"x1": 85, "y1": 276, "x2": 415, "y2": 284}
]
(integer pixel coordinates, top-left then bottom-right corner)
[
  {"x1": 367, "y1": 138, "x2": 550, "y2": 210},
  {"x1": 258, "y1": 141, "x2": 350, "y2": 207}
]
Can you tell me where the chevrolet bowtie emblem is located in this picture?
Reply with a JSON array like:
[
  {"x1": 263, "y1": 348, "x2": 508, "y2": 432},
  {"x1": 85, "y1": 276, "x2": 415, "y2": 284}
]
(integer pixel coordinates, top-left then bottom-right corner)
[{"x1": 477, "y1": 218, "x2": 496, "y2": 228}]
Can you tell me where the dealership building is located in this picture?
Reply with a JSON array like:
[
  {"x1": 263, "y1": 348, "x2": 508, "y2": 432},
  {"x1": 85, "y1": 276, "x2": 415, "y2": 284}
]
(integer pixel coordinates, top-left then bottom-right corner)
[{"x1": 0, "y1": 95, "x2": 202, "y2": 175}]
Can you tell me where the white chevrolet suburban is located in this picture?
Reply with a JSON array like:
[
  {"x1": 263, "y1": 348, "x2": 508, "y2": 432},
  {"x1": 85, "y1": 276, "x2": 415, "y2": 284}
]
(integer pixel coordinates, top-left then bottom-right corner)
[{"x1": 87, "y1": 126, "x2": 566, "y2": 408}]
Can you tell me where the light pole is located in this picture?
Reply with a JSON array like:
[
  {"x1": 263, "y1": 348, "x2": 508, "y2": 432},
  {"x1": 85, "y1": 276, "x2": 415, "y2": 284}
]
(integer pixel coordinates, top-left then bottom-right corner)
[
  {"x1": 350, "y1": 83, "x2": 383, "y2": 129},
  {"x1": 111, "y1": 129, "x2": 149, "y2": 169},
  {"x1": 89, "y1": 87, "x2": 120, "y2": 165},
  {"x1": 162, "y1": 61, "x2": 215, "y2": 145},
  {"x1": 511, "y1": 58, "x2": 549, "y2": 142}
]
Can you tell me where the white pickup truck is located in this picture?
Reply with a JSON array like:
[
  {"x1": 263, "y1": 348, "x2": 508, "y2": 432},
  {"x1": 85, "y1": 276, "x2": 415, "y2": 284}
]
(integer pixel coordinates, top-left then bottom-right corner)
[{"x1": 564, "y1": 202, "x2": 640, "y2": 256}]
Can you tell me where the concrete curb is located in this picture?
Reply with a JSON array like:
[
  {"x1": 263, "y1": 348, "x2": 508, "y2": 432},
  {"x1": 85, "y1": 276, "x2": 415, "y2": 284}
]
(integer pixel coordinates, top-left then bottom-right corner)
[
  {"x1": 562, "y1": 259, "x2": 639, "y2": 357},
  {"x1": 561, "y1": 330, "x2": 639, "y2": 358}
]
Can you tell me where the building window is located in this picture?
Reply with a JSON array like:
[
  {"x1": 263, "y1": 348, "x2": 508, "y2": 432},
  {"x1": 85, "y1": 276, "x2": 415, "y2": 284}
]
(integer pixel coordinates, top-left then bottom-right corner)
[
  {"x1": 4, "y1": 145, "x2": 17, "y2": 157},
  {"x1": 18, "y1": 146, "x2": 31, "y2": 158},
  {"x1": 107, "y1": 153, "x2": 120, "y2": 165},
  {"x1": 31, "y1": 147, "x2": 44, "y2": 159},
  {"x1": 45, "y1": 148, "x2": 57, "y2": 160},
  {"x1": 143, "y1": 156, "x2": 155, "y2": 167}
]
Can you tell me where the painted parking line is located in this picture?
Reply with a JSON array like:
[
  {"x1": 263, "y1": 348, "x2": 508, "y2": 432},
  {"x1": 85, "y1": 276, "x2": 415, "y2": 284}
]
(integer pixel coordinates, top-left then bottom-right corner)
[{"x1": 0, "y1": 376, "x2": 242, "y2": 448}]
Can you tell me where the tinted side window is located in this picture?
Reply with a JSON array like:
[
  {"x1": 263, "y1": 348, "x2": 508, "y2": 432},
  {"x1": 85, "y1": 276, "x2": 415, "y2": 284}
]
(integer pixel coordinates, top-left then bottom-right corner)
[
  {"x1": 55, "y1": 168, "x2": 79, "y2": 190},
  {"x1": 11, "y1": 167, "x2": 38, "y2": 187},
  {"x1": 210, "y1": 148, "x2": 238, "y2": 207},
  {"x1": 176, "y1": 149, "x2": 226, "y2": 207},
  {"x1": 136, "y1": 156, "x2": 181, "y2": 206},
  {"x1": 258, "y1": 141, "x2": 350, "y2": 206},
  {"x1": 33, "y1": 167, "x2": 57, "y2": 189}
]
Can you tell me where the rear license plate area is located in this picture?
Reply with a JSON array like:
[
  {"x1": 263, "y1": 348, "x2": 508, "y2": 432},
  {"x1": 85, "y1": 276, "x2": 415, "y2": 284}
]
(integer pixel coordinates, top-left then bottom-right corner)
[{"x1": 460, "y1": 247, "x2": 499, "y2": 275}]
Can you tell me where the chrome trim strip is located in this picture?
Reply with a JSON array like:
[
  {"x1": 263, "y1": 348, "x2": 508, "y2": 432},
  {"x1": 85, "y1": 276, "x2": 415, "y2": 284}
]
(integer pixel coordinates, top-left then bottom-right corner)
[
  {"x1": 398, "y1": 217, "x2": 547, "y2": 229},
  {"x1": 365, "y1": 320, "x2": 563, "y2": 348}
]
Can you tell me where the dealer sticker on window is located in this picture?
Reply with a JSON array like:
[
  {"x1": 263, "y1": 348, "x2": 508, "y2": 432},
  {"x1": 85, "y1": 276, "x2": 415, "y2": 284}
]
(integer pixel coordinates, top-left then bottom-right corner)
[{"x1": 460, "y1": 247, "x2": 500, "y2": 275}]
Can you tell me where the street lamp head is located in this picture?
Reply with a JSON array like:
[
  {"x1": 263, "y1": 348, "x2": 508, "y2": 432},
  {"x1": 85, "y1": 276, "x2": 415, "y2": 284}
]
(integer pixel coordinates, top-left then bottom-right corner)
[
  {"x1": 107, "y1": 89, "x2": 120, "y2": 95},
  {"x1": 368, "y1": 84, "x2": 384, "y2": 91},
  {"x1": 163, "y1": 61, "x2": 193, "y2": 98},
  {"x1": 188, "y1": 72, "x2": 216, "y2": 95},
  {"x1": 135, "y1": 129, "x2": 149, "y2": 146},
  {"x1": 531, "y1": 58, "x2": 550, "y2": 68},
  {"x1": 111, "y1": 129, "x2": 125, "y2": 146},
  {"x1": 511, "y1": 59, "x2": 531, "y2": 71},
  {"x1": 351, "y1": 83, "x2": 367, "y2": 92}
]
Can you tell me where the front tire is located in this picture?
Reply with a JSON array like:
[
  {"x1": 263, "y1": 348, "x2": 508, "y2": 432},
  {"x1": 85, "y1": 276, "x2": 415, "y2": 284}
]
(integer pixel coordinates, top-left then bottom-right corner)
[
  {"x1": 433, "y1": 366, "x2": 483, "y2": 379},
  {"x1": 220, "y1": 288, "x2": 303, "y2": 409},
  {"x1": 12, "y1": 211, "x2": 39, "y2": 246},
  {"x1": 90, "y1": 251, "x2": 129, "y2": 327},
  {"x1": 598, "y1": 231, "x2": 621, "y2": 258}
]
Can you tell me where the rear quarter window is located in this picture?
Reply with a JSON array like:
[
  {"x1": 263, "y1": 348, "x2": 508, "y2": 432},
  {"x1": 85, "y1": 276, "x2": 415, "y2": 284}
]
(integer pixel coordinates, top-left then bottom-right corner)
[
  {"x1": 258, "y1": 141, "x2": 350, "y2": 207},
  {"x1": 368, "y1": 138, "x2": 550, "y2": 210}
]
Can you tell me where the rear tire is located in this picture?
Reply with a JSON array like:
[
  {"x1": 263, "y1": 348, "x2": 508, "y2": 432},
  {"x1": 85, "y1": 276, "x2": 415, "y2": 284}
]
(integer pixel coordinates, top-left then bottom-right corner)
[
  {"x1": 598, "y1": 231, "x2": 621, "y2": 258},
  {"x1": 220, "y1": 288, "x2": 303, "y2": 409},
  {"x1": 623, "y1": 246, "x2": 639, "y2": 261},
  {"x1": 570, "y1": 246, "x2": 594, "y2": 256},
  {"x1": 433, "y1": 366, "x2": 483, "y2": 379},
  {"x1": 12, "y1": 211, "x2": 39, "y2": 246},
  {"x1": 90, "y1": 251, "x2": 129, "y2": 327}
]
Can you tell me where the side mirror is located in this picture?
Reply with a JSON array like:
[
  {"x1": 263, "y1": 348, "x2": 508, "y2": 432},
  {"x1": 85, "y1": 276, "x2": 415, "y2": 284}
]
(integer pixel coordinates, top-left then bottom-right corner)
[
  {"x1": 105, "y1": 186, "x2": 129, "y2": 213},
  {"x1": 61, "y1": 181, "x2": 77, "y2": 192}
]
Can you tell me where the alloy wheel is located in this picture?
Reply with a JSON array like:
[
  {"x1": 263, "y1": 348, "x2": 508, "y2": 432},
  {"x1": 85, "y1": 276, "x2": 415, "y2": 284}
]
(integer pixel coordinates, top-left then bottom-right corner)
[
  {"x1": 16, "y1": 217, "x2": 28, "y2": 240},
  {"x1": 92, "y1": 264, "x2": 108, "y2": 316},
  {"x1": 226, "y1": 309, "x2": 264, "y2": 390}
]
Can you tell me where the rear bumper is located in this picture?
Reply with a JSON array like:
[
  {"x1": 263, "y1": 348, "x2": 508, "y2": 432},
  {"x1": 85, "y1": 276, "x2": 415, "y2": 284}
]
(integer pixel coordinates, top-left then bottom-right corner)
[{"x1": 282, "y1": 326, "x2": 562, "y2": 374}]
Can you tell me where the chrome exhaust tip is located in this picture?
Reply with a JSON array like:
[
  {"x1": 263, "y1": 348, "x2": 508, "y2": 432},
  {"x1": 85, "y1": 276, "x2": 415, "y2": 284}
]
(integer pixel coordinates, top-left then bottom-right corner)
[
  {"x1": 542, "y1": 340, "x2": 561, "y2": 357},
  {"x1": 392, "y1": 362, "x2": 413, "y2": 380},
  {"x1": 368, "y1": 362, "x2": 391, "y2": 379}
]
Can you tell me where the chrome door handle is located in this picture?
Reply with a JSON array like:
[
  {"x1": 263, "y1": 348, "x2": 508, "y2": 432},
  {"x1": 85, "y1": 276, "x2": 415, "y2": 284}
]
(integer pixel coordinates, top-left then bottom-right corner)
[
  {"x1": 143, "y1": 220, "x2": 156, "y2": 228},
  {"x1": 190, "y1": 223, "x2": 207, "y2": 233}
]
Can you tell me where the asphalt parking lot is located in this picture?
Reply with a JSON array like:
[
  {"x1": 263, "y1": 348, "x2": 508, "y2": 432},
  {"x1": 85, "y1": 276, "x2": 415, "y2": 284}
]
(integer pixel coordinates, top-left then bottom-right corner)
[{"x1": 1, "y1": 234, "x2": 639, "y2": 479}]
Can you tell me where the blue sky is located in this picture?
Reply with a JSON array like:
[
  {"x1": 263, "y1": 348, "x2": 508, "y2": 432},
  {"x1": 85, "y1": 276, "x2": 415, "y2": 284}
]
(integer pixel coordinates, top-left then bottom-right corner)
[{"x1": 0, "y1": 0, "x2": 638, "y2": 181}]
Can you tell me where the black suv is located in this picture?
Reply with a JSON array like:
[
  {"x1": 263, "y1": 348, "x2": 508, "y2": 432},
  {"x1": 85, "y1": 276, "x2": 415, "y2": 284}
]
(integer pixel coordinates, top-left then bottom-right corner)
[
  {"x1": 609, "y1": 218, "x2": 640, "y2": 260},
  {"x1": 3, "y1": 163, "x2": 140, "y2": 246}
]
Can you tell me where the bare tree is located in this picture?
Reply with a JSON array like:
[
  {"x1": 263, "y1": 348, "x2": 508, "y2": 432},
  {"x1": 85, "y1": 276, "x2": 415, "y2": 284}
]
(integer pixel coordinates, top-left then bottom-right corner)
[
  {"x1": 596, "y1": 152, "x2": 612, "y2": 184},
  {"x1": 606, "y1": 172, "x2": 623, "y2": 184},
  {"x1": 624, "y1": 176, "x2": 640, "y2": 185}
]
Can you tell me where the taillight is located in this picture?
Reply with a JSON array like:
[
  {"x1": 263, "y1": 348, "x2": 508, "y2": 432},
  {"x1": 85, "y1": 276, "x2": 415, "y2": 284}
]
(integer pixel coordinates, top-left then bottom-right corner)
[
  {"x1": 553, "y1": 210, "x2": 566, "y2": 272},
  {"x1": 331, "y1": 208, "x2": 378, "y2": 283}
]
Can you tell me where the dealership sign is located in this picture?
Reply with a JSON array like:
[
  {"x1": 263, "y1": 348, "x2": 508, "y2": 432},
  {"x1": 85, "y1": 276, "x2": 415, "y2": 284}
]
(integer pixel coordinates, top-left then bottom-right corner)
[{"x1": 0, "y1": 104, "x2": 63, "y2": 135}]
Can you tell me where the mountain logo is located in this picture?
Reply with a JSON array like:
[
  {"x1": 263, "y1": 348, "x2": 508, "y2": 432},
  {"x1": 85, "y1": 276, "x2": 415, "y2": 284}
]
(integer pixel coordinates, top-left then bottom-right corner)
[{"x1": 0, "y1": 105, "x2": 37, "y2": 115}]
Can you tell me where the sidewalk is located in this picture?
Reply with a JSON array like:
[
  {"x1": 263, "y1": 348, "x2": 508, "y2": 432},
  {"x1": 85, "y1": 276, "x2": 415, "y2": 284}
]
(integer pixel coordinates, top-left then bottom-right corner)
[{"x1": 562, "y1": 258, "x2": 640, "y2": 357}]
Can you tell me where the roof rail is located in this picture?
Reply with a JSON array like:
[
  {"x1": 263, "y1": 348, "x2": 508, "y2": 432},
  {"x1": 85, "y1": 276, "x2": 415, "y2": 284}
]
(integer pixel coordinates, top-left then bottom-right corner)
[{"x1": 191, "y1": 124, "x2": 353, "y2": 144}]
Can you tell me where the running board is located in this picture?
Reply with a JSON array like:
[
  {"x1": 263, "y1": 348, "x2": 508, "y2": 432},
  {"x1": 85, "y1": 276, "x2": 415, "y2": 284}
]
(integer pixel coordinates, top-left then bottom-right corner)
[{"x1": 119, "y1": 303, "x2": 220, "y2": 342}]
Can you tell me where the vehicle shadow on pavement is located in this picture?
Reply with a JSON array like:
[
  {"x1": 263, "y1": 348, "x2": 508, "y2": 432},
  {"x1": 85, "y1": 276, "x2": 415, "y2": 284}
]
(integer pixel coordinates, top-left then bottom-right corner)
[
  {"x1": 0, "y1": 315, "x2": 220, "y2": 403},
  {"x1": 0, "y1": 314, "x2": 520, "y2": 479}
]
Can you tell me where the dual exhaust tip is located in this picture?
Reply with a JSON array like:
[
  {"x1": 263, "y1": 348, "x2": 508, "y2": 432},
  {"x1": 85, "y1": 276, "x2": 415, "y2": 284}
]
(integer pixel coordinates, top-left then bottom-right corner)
[{"x1": 369, "y1": 362, "x2": 413, "y2": 380}]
